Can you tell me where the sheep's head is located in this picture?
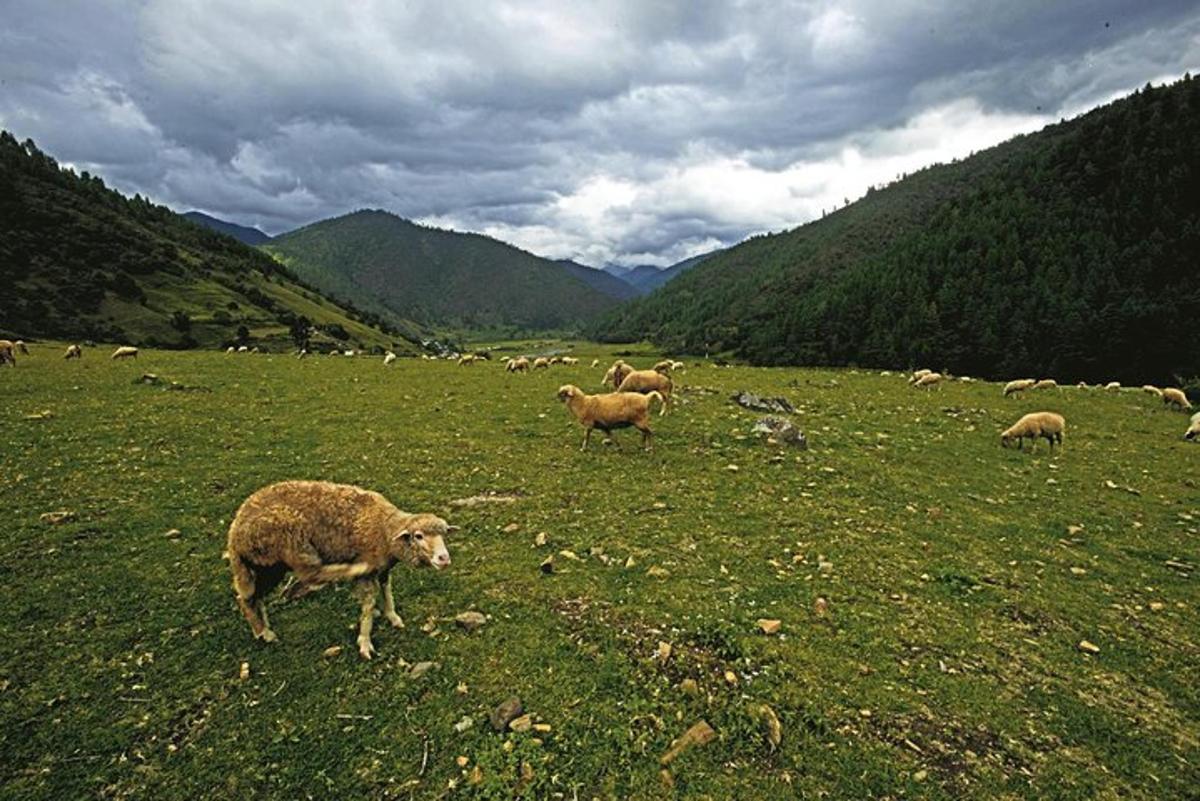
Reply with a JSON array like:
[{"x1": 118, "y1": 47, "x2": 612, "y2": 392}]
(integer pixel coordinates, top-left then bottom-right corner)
[
  {"x1": 1000, "y1": 431, "x2": 1014, "y2": 448},
  {"x1": 557, "y1": 384, "x2": 580, "y2": 403},
  {"x1": 391, "y1": 514, "x2": 455, "y2": 569}
]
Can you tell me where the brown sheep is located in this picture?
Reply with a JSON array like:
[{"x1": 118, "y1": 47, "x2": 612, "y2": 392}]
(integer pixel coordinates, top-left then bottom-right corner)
[
  {"x1": 225, "y1": 480, "x2": 455, "y2": 659},
  {"x1": 617, "y1": 369, "x2": 673, "y2": 414},
  {"x1": 1162, "y1": 388, "x2": 1192, "y2": 411},
  {"x1": 601, "y1": 359, "x2": 634, "y2": 389},
  {"x1": 0, "y1": 340, "x2": 15, "y2": 367},
  {"x1": 532, "y1": 357, "x2": 550, "y2": 370},
  {"x1": 557, "y1": 385, "x2": 663, "y2": 450},
  {"x1": 1000, "y1": 412, "x2": 1065, "y2": 453},
  {"x1": 507, "y1": 356, "x2": 530, "y2": 372},
  {"x1": 111, "y1": 346, "x2": 138, "y2": 360}
]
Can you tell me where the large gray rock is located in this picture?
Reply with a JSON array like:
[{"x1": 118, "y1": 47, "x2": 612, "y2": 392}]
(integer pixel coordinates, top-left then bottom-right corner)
[{"x1": 751, "y1": 416, "x2": 807, "y2": 448}]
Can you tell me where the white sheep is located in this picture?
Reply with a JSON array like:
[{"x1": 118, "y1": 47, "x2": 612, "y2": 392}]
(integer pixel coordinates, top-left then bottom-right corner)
[
  {"x1": 1032, "y1": 379, "x2": 1058, "y2": 390},
  {"x1": 908, "y1": 368, "x2": 933, "y2": 384},
  {"x1": 532, "y1": 357, "x2": 550, "y2": 370},
  {"x1": 1000, "y1": 412, "x2": 1065, "y2": 453},
  {"x1": 1003, "y1": 379, "x2": 1036, "y2": 398},
  {"x1": 383, "y1": 352, "x2": 397, "y2": 366},
  {"x1": 557, "y1": 385, "x2": 663, "y2": 450},
  {"x1": 237, "y1": 345, "x2": 249, "y2": 353},
  {"x1": 226, "y1": 346, "x2": 236, "y2": 354},
  {"x1": 64, "y1": 344, "x2": 82, "y2": 360},
  {"x1": 1142, "y1": 385, "x2": 1162, "y2": 397},
  {"x1": 913, "y1": 372, "x2": 942, "y2": 390},
  {"x1": 14, "y1": 340, "x2": 29, "y2": 355},
  {"x1": 1104, "y1": 381, "x2": 1121, "y2": 391},
  {"x1": 1162, "y1": 388, "x2": 1192, "y2": 410},
  {"x1": 590, "y1": 358, "x2": 600, "y2": 368},
  {"x1": 225, "y1": 480, "x2": 455, "y2": 659},
  {"x1": 111, "y1": 346, "x2": 138, "y2": 360},
  {"x1": 1184, "y1": 412, "x2": 1200, "y2": 441}
]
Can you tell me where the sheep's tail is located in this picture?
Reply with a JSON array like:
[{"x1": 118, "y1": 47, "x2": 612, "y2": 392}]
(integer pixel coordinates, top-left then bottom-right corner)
[{"x1": 647, "y1": 391, "x2": 665, "y2": 416}]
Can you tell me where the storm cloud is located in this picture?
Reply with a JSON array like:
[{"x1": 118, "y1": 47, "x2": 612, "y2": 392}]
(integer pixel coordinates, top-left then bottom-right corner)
[{"x1": 3, "y1": 1, "x2": 1198, "y2": 266}]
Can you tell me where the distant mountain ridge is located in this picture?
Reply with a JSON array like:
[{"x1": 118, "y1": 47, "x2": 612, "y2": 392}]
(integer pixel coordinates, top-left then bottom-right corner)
[
  {"x1": 183, "y1": 211, "x2": 271, "y2": 245},
  {"x1": 555, "y1": 260, "x2": 641, "y2": 301},
  {"x1": 263, "y1": 209, "x2": 620, "y2": 332}
]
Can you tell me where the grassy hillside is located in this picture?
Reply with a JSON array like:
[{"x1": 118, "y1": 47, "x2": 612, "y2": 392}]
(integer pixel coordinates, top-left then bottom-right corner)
[
  {"x1": 0, "y1": 132, "x2": 422, "y2": 353},
  {"x1": 595, "y1": 77, "x2": 1200, "y2": 385},
  {"x1": 263, "y1": 210, "x2": 620, "y2": 333},
  {"x1": 1, "y1": 343, "x2": 1197, "y2": 799}
]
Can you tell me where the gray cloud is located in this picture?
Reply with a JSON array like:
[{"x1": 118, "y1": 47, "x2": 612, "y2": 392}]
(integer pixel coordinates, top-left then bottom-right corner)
[{"x1": 2, "y1": 0, "x2": 1198, "y2": 265}]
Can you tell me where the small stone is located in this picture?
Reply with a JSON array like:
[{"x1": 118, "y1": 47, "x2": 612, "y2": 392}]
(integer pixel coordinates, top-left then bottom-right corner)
[
  {"x1": 39, "y1": 510, "x2": 76, "y2": 525},
  {"x1": 164, "y1": 528, "x2": 182, "y2": 539},
  {"x1": 540, "y1": 555, "x2": 555, "y2": 574},
  {"x1": 756, "y1": 704, "x2": 782, "y2": 750},
  {"x1": 503, "y1": 523, "x2": 520, "y2": 534},
  {"x1": 490, "y1": 696, "x2": 523, "y2": 732},
  {"x1": 657, "y1": 641, "x2": 672, "y2": 662},
  {"x1": 726, "y1": 464, "x2": 740, "y2": 472},
  {"x1": 455, "y1": 755, "x2": 469, "y2": 767},
  {"x1": 859, "y1": 709, "x2": 872, "y2": 718},
  {"x1": 409, "y1": 661, "x2": 437, "y2": 678},
  {"x1": 1149, "y1": 601, "x2": 1165, "y2": 612},
  {"x1": 624, "y1": 555, "x2": 636, "y2": 569},
  {"x1": 818, "y1": 560, "x2": 834, "y2": 574},
  {"x1": 679, "y1": 678, "x2": 700, "y2": 696},
  {"x1": 321, "y1": 645, "x2": 343, "y2": 658},
  {"x1": 455, "y1": 611, "x2": 487, "y2": 632},
  {"x1": 1069, "y1": 566, "x2": 1087, "y2": 575},
  {"x1": 1078, "y1": 640, "x2": 1100, "y2": 654},
  {"x1": 757, "y1": 618, "x2": 782, "y2": 635},
  {"x1": 813, "y1": 597, "x2": 830, "y2": 617},
  {"x1": 453, "y1": 716, "x2": 474, "y2": 733},
  {"x1": 238, "y1": 661, "x2": 250, "y2": 681},
  {"x1": 660, "y1": 720, "x2": 717, "y2": 765},
  {"x1": 509, "y1": 713, "x2": 533, "y2": 732},
  {"x1": 647, "y1": 566, "x2": 670, "y2": 578},
  {"x1": 468, "y1": 765, "x2": 483, "y2": 785},
  {"x1": 456, "y1": 681, "x2": 469, "y2": 695},
  {"x1": 558, "y1": 549, "x2": 581, "y2": 561},
  {"x1": 534, "y1": 532, "x2": 547, "y2": 547},
  {"x1": 913, "y1": 769, "x2": 928, "y2": 782},
  {"x1": 532, "y1": 723, "x2": 551, "y2": 733},
  {"x1": 724, "y1": 670, "x2": 738, "y2": 686},
  {"x1": 1066, "y1": 525, "x2": 1084, "y2": 536}
]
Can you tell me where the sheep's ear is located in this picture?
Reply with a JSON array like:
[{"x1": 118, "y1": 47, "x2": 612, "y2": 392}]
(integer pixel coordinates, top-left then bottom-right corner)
[
  {"x1": 392, "y1": 530, "x2": 413, "y2": 544},
  {"x1": 445, "y1": 525, "x2": 461, "y2": 534}
]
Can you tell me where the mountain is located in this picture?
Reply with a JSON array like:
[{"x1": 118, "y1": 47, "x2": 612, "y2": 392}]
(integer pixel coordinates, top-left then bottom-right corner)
[
  {"x1": 0, "y1": 132, "x2": 422, "y2": 352},
  {"x1": 555, "y1": 260, "x2": 641, "y2": 301},
  {"x1": 183, "y1": 211, "x2": 272, "y2": 245},
  {"x1": 627, "y1": 251, "x2": 720, "y2": 294},
  {"x1": 602, "y1": 264, "x2": 632, "y2": 280},
  {"x1": 263, "y1": 210, "x2": 620, "y2": 332},
  {"x1": 594, "y1": 77, "x2": 1200, "y2": 385}
]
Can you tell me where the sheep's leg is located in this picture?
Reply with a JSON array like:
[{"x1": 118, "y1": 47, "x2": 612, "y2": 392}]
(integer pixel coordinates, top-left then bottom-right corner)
[
  {"x1": 232, "y1": 560, "x2": 277, "y2": 643},
  {"x1": 379, "y1": 569, "x2": 404, "y2": 629},
  {"x1": 353, "y1": 579, "x2": 379, "y2": 659},
  {"x1": 581, "y1": 428, "x2": 592, "y2": 451},
  {"x1": 640, "y1": 426, "x2": 652, "y2": 450}
]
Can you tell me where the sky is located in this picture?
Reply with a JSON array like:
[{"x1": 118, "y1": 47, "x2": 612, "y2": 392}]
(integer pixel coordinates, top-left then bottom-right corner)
[{"x1": 3, "y1": 2, "x2": 1199, "y2": 268}]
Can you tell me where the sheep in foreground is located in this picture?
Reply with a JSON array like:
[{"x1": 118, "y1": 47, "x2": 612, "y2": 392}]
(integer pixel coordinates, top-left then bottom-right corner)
[
  {"x1": 383, "y1": 352, "x2": 397, "y2": 366},
  {"x1": 1184, "y1": 412, "x2": 1200, "y2": 441},
  {"x1": 913, "y1": 372, "x2": 942, "y2": 390},
  {"x1": 226, "y1": 480, "x2": 455, "y2": 659},
  {"x1": 617, "y1": 369, "x2": 674, "y2": 414},
  {"x1": 64, "y1": 344, "x2": 82, "y2": 360},
  {"x1": 1001, "y1": 412, "x2": 1065, "y2": 453},
  {"x1": 111, "y1": 346, "x2": 138, "y2": 360},
  {"x1": 1142, "y1": 385, "x2": 1162, "y2": 397},
  {"x1": 602, "y1": 359, "x2": 634, "y2": 389},
  {"x1": 1033, "y1": 379, "x2": 1058, "y2": 390},
  {"x1": 908, "y1": 368, "x2": 933, "y2": 384},
  {"x1": 0, "y1": 340, "x2": 16, "y2": 366},
  {"x1": 532, "y1": 357, "x2": 550, "y2": 370},
  {"x1": 1003, "y1": 379, "x2": 1036, "y2": 397},
  {"x1": 1162, "y1": 388, "x2": 1192, "y2": 410},
  {"x1": 557, "y1": 385, "x2": 663, "y2": 450}
]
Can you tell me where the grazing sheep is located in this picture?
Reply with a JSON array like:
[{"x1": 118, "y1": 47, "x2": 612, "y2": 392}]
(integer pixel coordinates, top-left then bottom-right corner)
[
  {"x1": 590, "y1": 358, "x2": 600, "y2": 368},
  {"x1": 601, "y1": 359, "x2": 634, "y2": 389},
  {"x1": 14, "y1": 340, "x2": 29, "y2": 355},
  {"x1": 0, "y1": 340, "x2": 15, "y2": 367},
  {"x1": 1184, "y1": 412, "x2": 1200, "y2": 440},
  {"x1": 913, "y1": 372, "x2": 943, "y2": 390},
  {"x1": 1003, "y1": 379, "x2": 1036, "y2": 398},
  {"x1": 506, "y1": 356, "x2": 530, "y2": 373},
  {"x1": 1105, "y1": 382, "x2": 1121, "y2": 391},
  {"x1": 226, "y1": 480, "x2": 455, "y2": 659},
  {"x1": 1033, "y1": 379, "x2": 1058, "y2": 390},
  {"x1": 383, "y1": 352, "x2": 397, "y2": 366},
  {"x1": 617, "y1": 369, "x2": 674, "y2": 414},
  {"x1": 549, "y1": 356, "x2": 563, "y2": 365},
  {"x1": 653, "y1": 359, "x2": 675, "y2": 374},
  {"x1": 226, "y1": 346, "x2": 236, "y2": 354},
  {"x1": 237, "y1": 345, "x2": 249, "y2": 353},
  {"x1": 343, "y1": 350, "x2": 355, "y2": 357},
  {"x1": 561, "y1": 356, "x2": 579, "y2": 366},
  {"x1": 64, "y1": 344, "x2": 82, "y2": 360},
  {"x1": 908, "y1": 368, "x2": 933, "y2": 384},
  {"x1": 111, "y1": 346, "x2": 139, "y2": 360},
  {"x1": 1162, "y1": 388, "x2": 1192, "y2": 410},
  {"x1": 557, "y1": 385, "x2": 663, "y2": 450},
  {"x1": 533, "y1": 357, "x2": 550, "y2": 370},
  {"x1": 1142, "y1": 385, "x2": 1162, "y2": 397},
  {"x1": 1000, "y1": 412, "x2": 1066, "y2": 453},
  {"x1": 458, "y1": 354, "x2": 477, "y2": 366}
]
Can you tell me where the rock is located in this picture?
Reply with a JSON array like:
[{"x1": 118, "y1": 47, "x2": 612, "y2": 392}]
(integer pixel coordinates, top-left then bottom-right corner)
[
  {"x1": 540, "y1": 555, "x2": 555, "y2": 574},
  {"x1": 455, "y1": 755, "x2": 469, "y2": 767},
  {"x1": 660, "y1": 769, "x2": 675, "y2": 790},
  {"x1": 164, "y1": 528, "x2": 182, "y2": 539},
  {"x1": 724, "y1": 670, "x2": 739, "y2": 686},
  {"x1": 409, "y1": 661, "x2": 438, "y2": 678},
  {"x1": 679, "y1": 678, "x2": 700, "y2": 696},
  {"x1": 558, "y1": 549, "x2": 581, "y2": 561},
  {"x1": 756, "y1": 704, "x2": 782, "y2": 750},
  {"x1": 913, "y1": 769, "x2": 928, "y2": 782},
  {"x1": 468, "y1": 764, "x2": 483, "y2": 785},
  {"x1": 813, "y1": 597, "x2": 830, "y2": 617},
  {"x1": 624, "y1": 555, "x2": 636, "y2": 569},
  {"x1": 726, "y1": 464, "x2": 740, "y2": 472},
  {"x1": 534, "y1": 532, "x2": 548, "y2": 547},
  {"x1": 238, "y1": 661, "x2": 250, "y2": 681},
  {"x1": 532, "y1": 723, "x2": 551, "y2": 733},
  {"x1": 1069, "y1": 566, "x2": 1087, "y2": 575},
  {"x1": 509, "y1": 713, "x2": 533, "y2": 733},
  {"x1": 657, "y1": 641, "x2": 672, "y2": 663},
  {"x1": 1078, "y1": 640, "x2": 1100, "y2": 654},
  {"x1": 39, "y1": 510, "x2": 76, "y2": 525},
  {"x1": 321, "y1": 645, "x2": 343, "y2": 658},
  {"x1": 456, "y1": 681, "x2": 469, "y2": 695},
  {"x1": 502, "y1": 523, "x2": 520, "y2": 534},
  {"x1": 453, "y1": 716, "x2": 474, "y2": 733},
  {"x1": 757, "y1": 618, "x2": 782, "y2": 635},
  {"x1": 660, "y1": 720, "x2": 717, "y2": 765},
  {"x1": 1149, "y1": 601, "x2": 1165, "y2": 612},
  {"x1": 751, "y1": 416, "x2": 808, "y2": 449},
  {"x1": 647, "y1": 566, "x2": 671, "y2": 578},
  {"x1": 731, "y1": 391, "x2": 796, "y2": 414},
  {"x1": 490, "y1": 696, "x2": 523, "y2": 732},
  {"x1": 455, "y1": 611, "x2": 487, "y2": 632}
]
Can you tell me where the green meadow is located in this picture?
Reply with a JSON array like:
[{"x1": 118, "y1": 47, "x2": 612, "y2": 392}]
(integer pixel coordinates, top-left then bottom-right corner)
[{"x1": 1, "y1": 342, "x2": 1197, "y2": 799}]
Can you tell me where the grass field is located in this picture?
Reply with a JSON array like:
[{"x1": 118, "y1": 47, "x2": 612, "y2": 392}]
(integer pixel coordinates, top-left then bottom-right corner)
[{"x1": 2, "y1": 342, "x2": 1198, "y2": 799}]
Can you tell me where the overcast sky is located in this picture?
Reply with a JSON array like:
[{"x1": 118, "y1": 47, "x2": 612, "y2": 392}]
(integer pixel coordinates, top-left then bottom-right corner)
[{"x1": 3, "y1": 1, "x2": 1199, "y2": 267}]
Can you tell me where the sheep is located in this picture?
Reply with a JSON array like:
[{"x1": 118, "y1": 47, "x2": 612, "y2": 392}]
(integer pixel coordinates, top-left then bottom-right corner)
[
  {"x1": 226, "y1": 346, "x2": 236, "y2": 354},
  {"x1": 533, "y1": 357, "x2": 550, "y2": 370},
  {"x1": 1142, "y1": 385, "x2": 1162, "y2": 397},
  {"x1": 64, "y1": 344, "x2": 82, "y2": 360},
  {"x1": 1162, "y1": 388, "x2": 1192, "y2": 410},
  {"x1": 238, "y1": 345, "x2": 250, "y2": 353},
  {"x1": 561, "y1": 356, "x2": 579, "y2": 366},
  {"x1": 590, "y1": 358, "x2": 600, "y2": 368},
  {"x1": 549, "y1": 356, "x2": 563, "y2": 365},
  {"x1": 226, "y1": 480, "x2": 455, "y2": 659},
  {"x1": 1032, "y1": 379, "x2": 1058, "y2": 390},
  {"x1": 1184, "y1": 411, "x2": 1200, "y2": 441},
  {"x1": 617, "y1": 369, "x2": 673, "y2": 414},
  {"x1": 297, "y1": 349, "x2": 308, "y2": 359},
  {"x1": 506, "y1": 356, "x2": 531, "y2": 373},
  {"x1": 908, "y1": 368, "x2": 933, "y2": 384},
  {"x1": 653, "y1": 360, "x2": 675, "y2": 374},
  {"x1": 1000, "y1": 412, "x2": 1066, "y2": 453},
  {"x1": 383, "y1": 352, "x2": 397, "y2": 366},
  {"x1": 0, "y1": 340, "x2": 15, "y2": 367},
  {"x1": 1104, "y1": 382, "x2": 1121, "y2": 391},
  {"x1": 913, "y1": 372, "x2": 943, "y2": 390},
  {"x1": 557, "y1": 385, "x2": 663, "y2": 450},
  {"x1": 458, "y1": 354, "x2": 477, "y2": 366},
  {"x1": 1003, "y1": 379, "x2": 1036, "y2": 397},
  {"x1": 601, "y1": 359, "x2": 633, "y2": 389},
  {"x1": 111, "y1": 346, "x2": 138, "y2": 360},
  {"x1": 14, "y1": 340, "x2": 29, "y2": 355},
  {"x1": 343, "y1": 350, "x2": 355, "y2": 357}
]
